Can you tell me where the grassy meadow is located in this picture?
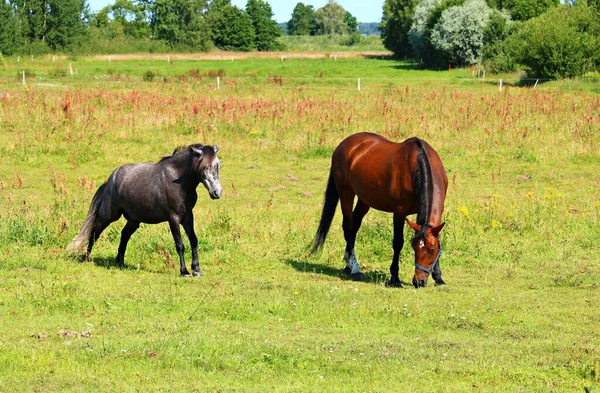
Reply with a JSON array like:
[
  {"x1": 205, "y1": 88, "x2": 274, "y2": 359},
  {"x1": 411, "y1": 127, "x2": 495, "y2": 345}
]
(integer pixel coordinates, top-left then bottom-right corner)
[{"x1": 0, "y1": 54, "x2": 599, "y2": 392}]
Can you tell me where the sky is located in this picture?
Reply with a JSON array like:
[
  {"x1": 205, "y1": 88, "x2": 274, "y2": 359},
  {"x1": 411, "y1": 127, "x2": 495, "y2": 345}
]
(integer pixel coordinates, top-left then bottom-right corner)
[{"x1": 86, "y1": 0, "x2": 385, "y2": 23}]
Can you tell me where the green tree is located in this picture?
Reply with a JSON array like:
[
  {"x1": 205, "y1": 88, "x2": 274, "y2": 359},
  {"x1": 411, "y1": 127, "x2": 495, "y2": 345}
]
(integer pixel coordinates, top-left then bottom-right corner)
[
  {"x1": 246, "y1": 0, "x2": 280, "y2": 51},
  {"x1": 408, "y1": 0, "x2": 441, "y2": 65},
  {"x1": 0, "y1": 0, "x2": 21, "y2": 55},
  {"x1": 46, "y1": 0, "x2": 88, "y2": 50},
  {"x1": 152, "y1": 0, "x2": 211, "y2": 50},
  {"x1": 507, "y1": 2, "x2": 600, "y2": 77},
  {"x1": 314, "y1": 1, "x2": 349, "y2": 35},
  {"x1": 380, "y1": 0, "x2": 419, "y2": 57},
  {"x1": 109, "y1": 0, "x2": 149, "y2": 39},
  {"x1": 430, "y1": 0, "x2": 492, "y2": 65},
  {"x1": 287, "y1": 2, "x2": 315, "y2": 35},
  {"x1": 344, "y1": 10, "x2": 357, "y2": 32},
  {"x1": 480, "y1": 9, "x2": 516, "y2": 72},
  {"x1": 503, "y1": 0, "x2": 559, "y2": 21},
  {"x1": 211, "y1": 4, "x2": 255, "y2": 51}
]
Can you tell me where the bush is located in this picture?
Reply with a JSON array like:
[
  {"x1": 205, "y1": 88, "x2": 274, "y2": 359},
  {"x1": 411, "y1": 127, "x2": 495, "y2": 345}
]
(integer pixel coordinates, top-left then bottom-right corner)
[
  {"x1": 507, "y1": 4, "x2": 600, "y2": 78},
  {"x1": 341, "y1": 31, "x2": 362, "y2": 46},
  {"x1": 143, "y1": 70, "x2": 157, "y2": 82}
]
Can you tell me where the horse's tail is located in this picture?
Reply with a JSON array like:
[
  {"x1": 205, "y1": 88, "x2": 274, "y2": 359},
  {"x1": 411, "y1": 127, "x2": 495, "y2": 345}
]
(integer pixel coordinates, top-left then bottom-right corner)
[
  {"x1": 309, "y1": 170, "x2": 339, "y2": 256},
  {"x1": 67, "y1": 182, "x2": 107, "y2": 254}
]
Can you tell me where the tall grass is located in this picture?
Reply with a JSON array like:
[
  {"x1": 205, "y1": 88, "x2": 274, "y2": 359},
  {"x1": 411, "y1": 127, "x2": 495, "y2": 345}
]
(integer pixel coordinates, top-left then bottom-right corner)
[
  {"x1": 279, "y1": 35, "x2": 386, "y2": 52},
  {"x1": 0, "y1": 57, "x2": 599, "y2": 392}
]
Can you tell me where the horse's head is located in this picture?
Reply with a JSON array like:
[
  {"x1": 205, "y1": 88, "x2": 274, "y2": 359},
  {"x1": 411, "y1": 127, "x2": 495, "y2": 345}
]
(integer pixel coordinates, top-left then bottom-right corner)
[
  {"x1": 406, "y1": 219, "x2": 445, "y2": 288},
  {"x1": 190, "y1": 144, "x2": 223, "y2": 200}
]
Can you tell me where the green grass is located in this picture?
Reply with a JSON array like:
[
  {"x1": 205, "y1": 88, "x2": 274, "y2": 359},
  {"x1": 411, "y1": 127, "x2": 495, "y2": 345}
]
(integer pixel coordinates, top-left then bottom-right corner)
[
  {"x1": 278, "y1": 35, "x2": 386, "y2": 52},
  {"x1": 0, "y1": 56, "x2": 599, "y2": 392}
]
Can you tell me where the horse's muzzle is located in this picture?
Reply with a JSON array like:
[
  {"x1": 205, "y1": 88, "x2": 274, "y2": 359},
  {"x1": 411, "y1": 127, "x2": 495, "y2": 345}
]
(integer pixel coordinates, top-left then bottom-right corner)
[
  {"x1": 413, "y1": 275, "x2": 428, "y2": 288},
  {"x1": 210, "y1": 189, "x2": 223, "y2": 199}
]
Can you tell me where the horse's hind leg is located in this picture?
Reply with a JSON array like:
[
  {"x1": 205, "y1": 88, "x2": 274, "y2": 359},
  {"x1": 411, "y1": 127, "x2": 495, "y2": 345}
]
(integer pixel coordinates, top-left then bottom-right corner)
[
  {"x1": 388, "y1": 213, "x2": 405, "y2": 288},
  {"x1": 86, "y1": 218, "x2": 111, "y2": 260},
  {"x1": 116, "y1": 220, "x2": 140, "y2": 267},
  {"x1": 168, "y1": 218, "x2": 191, "y2": 277},
  {"x1": 182, "y1": 212, "x2": 202, "y2": 277},
  {"x1": 340, "y1": 193, "x2": 365, "y2": 281}
]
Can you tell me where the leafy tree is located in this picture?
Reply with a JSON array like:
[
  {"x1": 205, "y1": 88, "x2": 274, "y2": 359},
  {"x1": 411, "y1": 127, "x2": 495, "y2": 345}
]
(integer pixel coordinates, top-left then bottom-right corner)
[
  {"x1": 344, "y1": 10, "x2": 358, "y2": 33},
  {"x1": 152, "y1": 0, "x2": 211, "y2": 50},
  {"x1": 430, "y1": 0, "x2": 492, "y2": 65},
  {"x1": 104, "y1": 0, "x2": 149, "y2": 39},
  {"x1": 480, "y1": 9, "x2": 516, "y2": 72},
  {"x1": 408, "y1": 0, "x2": 441, "y2": 65},
  {"x1": 246, "y1": 0, "x2": 281, "y2": 51},
  {"x1": 0, "y1": 0, "x2": 21, "y2": 55},
  {"x1": 314, "y1": 1, "x2": 349, "y2": 35},
  {"x1": 502, "y1": 0, "x2": 559, "y2": 21},
  {"x1": 45, "y1": 0, "x2": 88, "y2": 50},
  {"x1": 507, "y1": 2, "x2": 600, "y2": 77},
  {"x1": 287, "y1": 2, "x2": 316, "y2": 35},
  {"x1": 380, "y1": 0, "x2": 419, "y2": 57},
  {"x1": 211, "y1": 4, "x2": 255, "y2": 51}
]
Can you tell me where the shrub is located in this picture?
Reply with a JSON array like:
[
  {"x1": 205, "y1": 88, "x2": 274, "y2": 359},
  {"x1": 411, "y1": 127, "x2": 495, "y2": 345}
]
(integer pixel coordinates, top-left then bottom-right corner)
[
  {"x1": 507, "y1": 3, "x2": 600, "y2": 78},
  {"x1": 143, "y1": 70, "x2": 157, "y2": 82}
]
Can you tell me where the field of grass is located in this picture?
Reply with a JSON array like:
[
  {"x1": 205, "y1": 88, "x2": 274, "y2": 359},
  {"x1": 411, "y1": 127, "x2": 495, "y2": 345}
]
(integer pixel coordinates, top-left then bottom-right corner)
[{"x1": 0, "y1": 54, "x2": 599, "y2": 392}]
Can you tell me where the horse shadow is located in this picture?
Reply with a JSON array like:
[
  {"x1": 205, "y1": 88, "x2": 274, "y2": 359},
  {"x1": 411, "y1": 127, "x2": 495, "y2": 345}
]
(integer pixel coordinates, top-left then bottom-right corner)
[
  {"x1": 285, "y1": 258, "x2": 408, "y2": 287},
  {"x1": 89, "y1": 255, "x2": 138, "y2": 271}
]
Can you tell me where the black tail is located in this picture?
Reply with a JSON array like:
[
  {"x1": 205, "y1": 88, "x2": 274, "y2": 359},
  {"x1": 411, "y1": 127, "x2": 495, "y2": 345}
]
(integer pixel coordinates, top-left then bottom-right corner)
[
  {"x1": 67, "y1": 182, "x2": 107, "y2": 254},
  {"x1": 309, "y1": 171, "x2": 339, "y2": 255}
]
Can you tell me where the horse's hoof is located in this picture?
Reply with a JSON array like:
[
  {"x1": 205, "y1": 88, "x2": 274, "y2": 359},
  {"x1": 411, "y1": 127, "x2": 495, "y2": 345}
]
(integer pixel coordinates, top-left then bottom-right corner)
[
  {"x1": 387, "y1": 280, "x2": 403, "y2": 288},
  {"x1": 343, "y1": 267, "x2": 352, "y2": 276},
  {"x1": 435, "y1": 280, "x2": 446, "y2": 286},
  {"x1": 192, "y1": 271, "x2": 203, "y2": 277},
  {"x1": 350, "y1": 273, "x2": 363, "y2": 282},
  {"x1": 180, "y1": 273, "x2": 192, "y2": 278}
]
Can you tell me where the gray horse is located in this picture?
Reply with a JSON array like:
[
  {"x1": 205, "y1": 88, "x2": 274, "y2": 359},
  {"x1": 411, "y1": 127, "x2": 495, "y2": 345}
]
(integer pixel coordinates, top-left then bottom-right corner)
[{"x1": 67, "y1": 144, "x2": 222, "y2": 277}]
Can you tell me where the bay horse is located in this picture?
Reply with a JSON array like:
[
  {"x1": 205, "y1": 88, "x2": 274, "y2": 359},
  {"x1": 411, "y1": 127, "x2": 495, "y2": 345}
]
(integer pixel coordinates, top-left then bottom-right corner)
[
  {"x1": 310, "y1": 133, "x2": 448, "y2": 288},
  {"x1": 67, "y1": 144, "x2": 223, "y2": 277}
]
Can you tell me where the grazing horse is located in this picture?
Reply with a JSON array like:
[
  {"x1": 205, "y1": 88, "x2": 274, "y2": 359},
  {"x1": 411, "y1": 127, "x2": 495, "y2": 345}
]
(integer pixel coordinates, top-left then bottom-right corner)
[
  {"x1": 310, "y1": 133, "x2": 448, "y2": 288},
  {"x1": 67, "y1": 144, "x2": 223, "y2": 277}
]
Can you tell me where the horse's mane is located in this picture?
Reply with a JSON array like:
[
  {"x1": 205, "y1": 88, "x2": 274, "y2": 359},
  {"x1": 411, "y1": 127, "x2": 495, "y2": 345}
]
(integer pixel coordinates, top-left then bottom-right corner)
[
  {"x1": 158, "y1": 144, "x2": 204, "y2": 163},
  {"x1": 411, "y1": 138, "x2": 433, "y2": 233}
]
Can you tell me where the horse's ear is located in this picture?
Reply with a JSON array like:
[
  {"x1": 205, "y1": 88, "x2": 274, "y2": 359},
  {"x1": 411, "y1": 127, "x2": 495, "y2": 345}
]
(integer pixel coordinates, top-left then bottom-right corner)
[
  {"x1": 190, "y1": 145, "x2": 204, "y2": 160},
  {"x1": 406, "y1": 219, "x2": 421, "y2": 232},
  {"x1": 213, "y1": 144, "x2": 219, "y2": 153},
  {"x1": 430, "y1": 222, "x2": 445, "y2": 237}
]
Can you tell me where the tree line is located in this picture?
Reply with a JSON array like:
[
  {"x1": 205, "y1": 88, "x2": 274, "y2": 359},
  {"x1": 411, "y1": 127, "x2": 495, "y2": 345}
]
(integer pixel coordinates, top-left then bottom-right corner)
[
  {"x1": 0, "y1": 0, "x2": 283, "y2": 55},
  {"x1": 380, "y1": 0, "x2": 600, "y2": 78},
  {"x1": 0, "y1": 0, "x2": 370, "y2": 56}
]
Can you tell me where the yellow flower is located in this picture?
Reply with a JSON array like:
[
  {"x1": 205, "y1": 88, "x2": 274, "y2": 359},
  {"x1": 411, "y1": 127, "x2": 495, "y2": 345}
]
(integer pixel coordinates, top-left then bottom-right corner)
[
  {"x1": 458, "y1": 206, "x2": 469, "y2": 218},
  {"x1": 491, "y1": 220, "x2": 500, "y2": 229},
  {"x1": 526, "y1": 191, "x2": 535, "y2": 198}
]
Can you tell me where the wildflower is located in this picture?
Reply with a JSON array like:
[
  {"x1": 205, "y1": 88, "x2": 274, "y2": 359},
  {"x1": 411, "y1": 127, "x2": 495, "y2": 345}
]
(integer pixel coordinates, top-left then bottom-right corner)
[
  {"x1": 458, "y1": 206, "x2": 469, "y2": 218},
  {"x1": 491, "y1": 220, "x2": 501, "y2": 229}
]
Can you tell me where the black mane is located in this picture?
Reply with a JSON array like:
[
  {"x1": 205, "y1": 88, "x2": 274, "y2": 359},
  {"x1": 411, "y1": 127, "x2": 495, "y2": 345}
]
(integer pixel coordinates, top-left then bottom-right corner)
[
  {"x1": 158, "y1": 144, "x2": 204, "y2": 163},
  {"x1": 411, "y1": 137, "x2": 433, "y2": 229}
]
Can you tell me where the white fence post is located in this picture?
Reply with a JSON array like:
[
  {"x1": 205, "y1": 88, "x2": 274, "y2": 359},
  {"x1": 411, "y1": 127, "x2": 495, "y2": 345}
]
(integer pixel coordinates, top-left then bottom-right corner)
[
  {"x1": 69, "y1": 63, "x2": 73, "y2": 75},
  {"x1": 357, "y1": 78, "x2": 361, "y2": 91},
  {"x1": 499, "y1": 79, "x2": 503, "y2": 92},
  {"x1": 534, "y1": 79, "x2": 539, "y2": 89},
  {"x1": 22, "y1": 70, "x2": 25, "y2": 86},
  {"x1": 217, "y1": 76, "x2": 220, "y2": 89}
]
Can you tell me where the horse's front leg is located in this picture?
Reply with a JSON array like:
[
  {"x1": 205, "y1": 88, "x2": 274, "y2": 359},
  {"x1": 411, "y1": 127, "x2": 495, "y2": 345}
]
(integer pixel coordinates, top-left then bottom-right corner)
[
  {"x1": 168, "y1": 218, "x2": 190, "y2": 277},
  {"x1": 182, "y1": 212, "x2": 202, "y2": 277},
  {"x1": 389, "y1": 213, "x2": 405, "y2": 288}
]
